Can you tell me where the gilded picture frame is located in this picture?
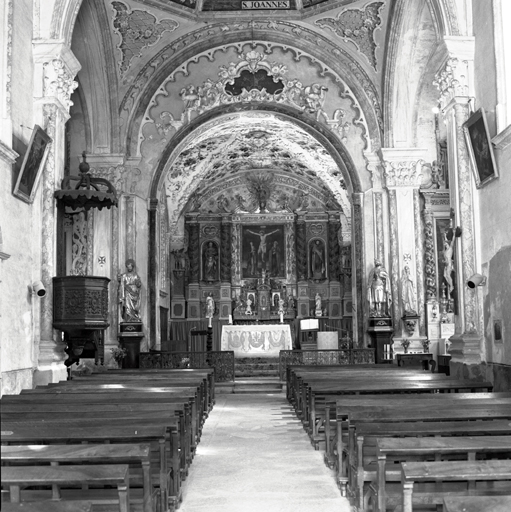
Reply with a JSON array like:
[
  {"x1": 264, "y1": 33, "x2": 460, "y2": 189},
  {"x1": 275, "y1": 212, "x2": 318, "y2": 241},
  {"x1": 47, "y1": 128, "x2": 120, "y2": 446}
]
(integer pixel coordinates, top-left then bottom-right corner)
[
  {"x1": 463, "y1": 108, "x2": 498, "y2": 188},
  {"x1": 13, "y1": 125, "x2": 52, "y2": 203}
]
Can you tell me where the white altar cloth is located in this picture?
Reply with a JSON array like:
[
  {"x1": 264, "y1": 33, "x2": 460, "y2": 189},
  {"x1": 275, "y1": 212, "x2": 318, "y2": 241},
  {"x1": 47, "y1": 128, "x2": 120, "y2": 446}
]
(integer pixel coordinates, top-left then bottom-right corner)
[{"x1": 220, "y1": 324, "x2": 292, "y2": 358}]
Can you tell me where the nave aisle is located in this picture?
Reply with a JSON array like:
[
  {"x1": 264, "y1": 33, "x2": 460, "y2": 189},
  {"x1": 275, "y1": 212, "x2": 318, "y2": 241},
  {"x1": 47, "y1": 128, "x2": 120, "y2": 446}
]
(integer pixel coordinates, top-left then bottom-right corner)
[{"x1": 179, "y1": 392, "x2": 351, "y2": 512}]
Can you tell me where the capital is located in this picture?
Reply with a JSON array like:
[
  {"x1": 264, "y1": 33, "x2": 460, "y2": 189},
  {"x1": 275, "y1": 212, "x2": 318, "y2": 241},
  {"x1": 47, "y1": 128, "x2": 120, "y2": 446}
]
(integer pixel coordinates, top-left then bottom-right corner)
[
  {"x1": 33, "y1": 41, "x2": 81, "y2": 111},
  {"x1": 380, "y1": 148, "x2": 429, "y2": 188}
]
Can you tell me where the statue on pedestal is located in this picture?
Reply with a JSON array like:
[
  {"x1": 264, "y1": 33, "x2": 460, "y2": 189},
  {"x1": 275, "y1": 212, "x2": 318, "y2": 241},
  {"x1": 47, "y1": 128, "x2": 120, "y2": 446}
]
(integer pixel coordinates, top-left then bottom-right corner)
[
  {"x1": 367, "y1": 260, "x2": 392, "y2": 317},
  {"x1": 401, "y1": 265, "x2": 417, "y2": 315},
  {"x1": 119, "y1": 259, "x2": 142, "y2": 322}
]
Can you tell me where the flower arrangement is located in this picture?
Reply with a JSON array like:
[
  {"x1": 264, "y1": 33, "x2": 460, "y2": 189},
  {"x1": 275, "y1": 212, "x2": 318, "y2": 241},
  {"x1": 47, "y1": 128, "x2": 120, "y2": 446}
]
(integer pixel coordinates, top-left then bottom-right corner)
[
  {"x1": 400, "y1": 339, "x2": 411, "y2": 353},
  {"x1": 180, "y1": 357, "x2": 191, "y2": 368},
  {"x1": 110, "y1": 346, "x2": 127, "y2": 367},
  {"x1": 422, "y1": 339, "x2": 431, "y2": 353}
]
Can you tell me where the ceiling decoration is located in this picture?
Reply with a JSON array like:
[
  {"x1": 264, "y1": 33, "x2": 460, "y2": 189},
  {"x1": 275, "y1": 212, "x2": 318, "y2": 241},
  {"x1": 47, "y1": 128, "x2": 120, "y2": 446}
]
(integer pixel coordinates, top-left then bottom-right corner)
[
  {"x1": 140, "y1": 48, "x2": 363, "y2": 157},
  {"x1": 111, "y1": 1, "x2": 179, "y2": 76},
  {"x1": 315, "y1": 1, "x2": 385, "y2": 70},
  {"x1": 164, "y1": 112, "x2": 350, "y2": 234}
]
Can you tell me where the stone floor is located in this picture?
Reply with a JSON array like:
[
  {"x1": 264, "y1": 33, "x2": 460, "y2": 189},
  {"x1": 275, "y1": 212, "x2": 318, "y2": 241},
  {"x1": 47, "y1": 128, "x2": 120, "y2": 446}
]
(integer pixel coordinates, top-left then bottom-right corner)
[{"x1": 179, "y1": 391, "x2": 352, "y2": 512}]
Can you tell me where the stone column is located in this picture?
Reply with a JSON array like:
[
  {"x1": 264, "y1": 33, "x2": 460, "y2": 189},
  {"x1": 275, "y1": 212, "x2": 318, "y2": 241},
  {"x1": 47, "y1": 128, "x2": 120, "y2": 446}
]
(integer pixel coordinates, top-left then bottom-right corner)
[
  {"x1": 434, "y1": 37, "x2": 482, "y2": 365},
  {"x1": 380, "y1": 148, "x2": 429, "y2": 350},
  {"x1": 32, "y1": 42, "x2": 80, "y2": 386},
  {"x1": 327, "y1": 213, "x2": 342, "y2": 318},
  {"x1": 147, "y1": 198, "x2": 158, "y2": 349},
  {"x1": 365, "y1": 151, "x2": 386, "y2": 265},
  {"x1": 186, "y1": 216, "x2": 201, "y2": 319}
]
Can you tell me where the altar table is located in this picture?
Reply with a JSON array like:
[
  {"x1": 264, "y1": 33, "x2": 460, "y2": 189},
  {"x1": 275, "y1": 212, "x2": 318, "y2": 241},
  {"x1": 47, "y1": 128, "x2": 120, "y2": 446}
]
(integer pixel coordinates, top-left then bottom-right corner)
[{"x1": 220, "y1": 324, "x2": 292, "y2": 358}]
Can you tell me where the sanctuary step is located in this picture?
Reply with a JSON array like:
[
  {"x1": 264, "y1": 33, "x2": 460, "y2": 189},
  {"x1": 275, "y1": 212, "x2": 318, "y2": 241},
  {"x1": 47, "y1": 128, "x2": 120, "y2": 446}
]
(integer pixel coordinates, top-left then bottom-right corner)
[
  {"x1": 234, "y1": 356, "x2": 280, "y2": 378},
  {"x1": 217, "y1": 377, "x2": 285, "y2": 394}
]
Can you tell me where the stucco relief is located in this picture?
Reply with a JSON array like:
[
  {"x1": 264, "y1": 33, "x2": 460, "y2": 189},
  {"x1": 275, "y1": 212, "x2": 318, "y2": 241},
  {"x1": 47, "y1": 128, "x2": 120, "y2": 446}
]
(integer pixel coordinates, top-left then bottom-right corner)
[
  {"x1": 315, "y1": 2, "x2": 384, "y2": 70},
  {"x1": 433, "y1": 57, "x2": 471, "y2": 106},
  {"x1": 139, "y1": 47, "x2": 366, "y2": 156},
  {"x1": 111, "y1": 1, "x2": 179, "y2": 76},
  {"x1": 383, "y1": 160, "x2": 424, "y2": 188},
  {"x1": 90, "y1": 165, "x2": 141, "y2": 194},
  {"x1": 43, "y1": 58, "x2": 79, "y2": 109},
  {"x1": 119, "y1": 20, "x2": 382, "y2": 138}
]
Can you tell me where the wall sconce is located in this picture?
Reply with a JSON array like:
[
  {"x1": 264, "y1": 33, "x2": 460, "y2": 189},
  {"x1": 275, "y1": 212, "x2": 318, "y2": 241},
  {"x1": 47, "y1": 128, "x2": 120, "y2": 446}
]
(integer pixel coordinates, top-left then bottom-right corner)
[
  {"x1": 467, "y1": 273, "x2": 486, "y2": 289},
  {"x1": 31, "y1": 280, "x2": 46, "y2": 297}
]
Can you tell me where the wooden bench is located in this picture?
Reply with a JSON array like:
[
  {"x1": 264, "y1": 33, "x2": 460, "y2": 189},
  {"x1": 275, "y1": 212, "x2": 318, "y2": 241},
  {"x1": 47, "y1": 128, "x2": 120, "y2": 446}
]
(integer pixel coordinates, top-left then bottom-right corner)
[
  {"x1": 0, "y1": 424, "x2": 172, "y2": 511},
  {"x1": 1, "y1": 444, "x2": 155, "y2": 512},
  {"x1": 400, "y1": 460, "x2": 511, "y2": 512},
  {"x1": 372, "y1": 436, "x2": 511, "y2": 512},
  {"x1": 1, "y1": 464, "x2": 130, "y2": 512},
  {"x1": 443, "y1": 495, "x2": 511, "y2": 512},
  {"x1": 345, "y1": 403, "x2": 511, "y2": 508}
]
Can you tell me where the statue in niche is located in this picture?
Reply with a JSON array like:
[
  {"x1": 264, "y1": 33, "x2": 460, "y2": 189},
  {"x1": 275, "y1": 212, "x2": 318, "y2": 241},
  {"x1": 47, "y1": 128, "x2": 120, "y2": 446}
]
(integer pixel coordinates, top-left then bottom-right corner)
[
  {"x1": 268, "y1": 240, "x2": 281, "y2": 277},
  {"x1": 205, "y1": 293, "x2": 215, "y2": 319},
  {"x1": 245, "y1": 297, "x2": 253, "y2": 315},
  {"x1": 310, "y1": 240, "x2": 326, "y2": 280},
  {"x1": 118, "y1": 259, "x2": 142, "y2": 323},
  {"x1": 315, "y1": 293, "x2": 322, "y2": 316},
  {"x1": 367, "y1": 260, "x2": 392, "y2": 318},
  {"x1": 401, "y1": 265, "x2": 417, "y2": 315},
  {"x1": 203, "y1": 241, "x2": 218, "y2": 282}
]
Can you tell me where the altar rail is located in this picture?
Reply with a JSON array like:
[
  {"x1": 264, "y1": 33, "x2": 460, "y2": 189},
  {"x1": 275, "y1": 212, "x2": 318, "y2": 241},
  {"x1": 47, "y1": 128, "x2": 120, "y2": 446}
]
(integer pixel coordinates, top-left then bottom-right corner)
[
  {"x1": 279, "y1": 349, "x2": 375, "y2": 380},
  {"x1": 140, "y1": 351, "x2": 235, "y2": 382}
]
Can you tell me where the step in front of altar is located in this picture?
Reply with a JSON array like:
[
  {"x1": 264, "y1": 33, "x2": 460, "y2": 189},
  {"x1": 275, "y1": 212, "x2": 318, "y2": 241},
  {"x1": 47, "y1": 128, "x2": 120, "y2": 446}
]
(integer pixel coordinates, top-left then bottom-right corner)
[
  {"x1": 217, "y1": 377, "x2": 285, "y2": 394},
  {"x1": 234, "y1": 356, "x2": 280, "y2": 378}
]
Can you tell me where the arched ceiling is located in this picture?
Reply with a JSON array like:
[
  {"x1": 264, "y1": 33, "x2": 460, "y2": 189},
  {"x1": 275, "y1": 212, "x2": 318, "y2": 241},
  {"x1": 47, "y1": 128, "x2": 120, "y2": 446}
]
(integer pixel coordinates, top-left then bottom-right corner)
[{"x1": 164, "y1": 111, "x2": 350, "y2": 236}]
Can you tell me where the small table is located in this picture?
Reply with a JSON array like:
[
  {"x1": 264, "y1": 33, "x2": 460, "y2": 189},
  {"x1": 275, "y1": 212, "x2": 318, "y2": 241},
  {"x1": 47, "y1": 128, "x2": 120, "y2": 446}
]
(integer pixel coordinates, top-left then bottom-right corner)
[{"x1": 396, "y1": 353, "x2": 435, "y2": 371}]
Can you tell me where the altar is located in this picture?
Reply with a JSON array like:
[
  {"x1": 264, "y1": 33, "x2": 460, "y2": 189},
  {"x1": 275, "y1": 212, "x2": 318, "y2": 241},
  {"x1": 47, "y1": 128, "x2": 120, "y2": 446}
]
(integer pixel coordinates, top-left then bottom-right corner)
[{"x1": 220, "y1": 324, "x2": 292, "y2": 358}]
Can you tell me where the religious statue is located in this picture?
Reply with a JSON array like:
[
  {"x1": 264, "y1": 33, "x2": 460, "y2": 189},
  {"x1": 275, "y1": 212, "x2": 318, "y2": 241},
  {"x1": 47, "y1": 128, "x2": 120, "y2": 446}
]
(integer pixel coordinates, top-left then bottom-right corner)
[
  {"x1": 278, "y1": 297, "x2": 285, "y2": 314},
  {"x1": 247, "y1": 228, "x2": 279, "y2": 266},
  {"x1": 401, "y1": 265, "x2": 417, "y2": 315},
  {"x1": 203, "y1": 241, "x2": 218, "y2": 281},
  {"x1": 205, "y1": 293, "x2": 215, "y2": 319},
  {"x1": 268, "y1": 240, "x2": 281, "y2": 276},
  {"x1": 310, "y1": 240, "x2": 326, "y2": 280},
  {"x1": 118, "y1": 259, "x2": 142, "y2": 322},
  {"x1": 367, "y1": 260, "x2": 392, "y2": 317},
  {"x1": 248, "y1": 241, "x2": 257, "y2": 275},
  {"x1": 315, "y1": 293, "x2": 322, "y2": 316},
  {"x1": 442, "y1": 230, "x2": 455, "y2": 298}
]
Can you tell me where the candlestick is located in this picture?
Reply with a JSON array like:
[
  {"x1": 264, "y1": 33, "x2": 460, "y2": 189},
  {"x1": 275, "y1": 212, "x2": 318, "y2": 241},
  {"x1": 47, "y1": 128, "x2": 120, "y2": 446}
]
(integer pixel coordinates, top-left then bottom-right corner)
[
  {"x1": 280, "y1": 312, "x2": 284, "y2": 323},
  {"x1": 208, "y1": 316, "x2": 212, "y2": 328},
  {"x1": 228, "y1": 314, "x2": 233, "y2": 325}
]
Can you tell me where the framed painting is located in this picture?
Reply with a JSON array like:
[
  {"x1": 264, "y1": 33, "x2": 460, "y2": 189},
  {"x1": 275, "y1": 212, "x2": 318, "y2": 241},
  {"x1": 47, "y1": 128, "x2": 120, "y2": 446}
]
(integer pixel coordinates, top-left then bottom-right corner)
[
  {"x1": 463, "y1": 108, "x2": 498, "y2": 188},
  {"x1": 13, "y1": 125, "x2": 52, "y2": 203},
  {"x1": 241, "y1": 224, "x2": 285, "y2": 278}
]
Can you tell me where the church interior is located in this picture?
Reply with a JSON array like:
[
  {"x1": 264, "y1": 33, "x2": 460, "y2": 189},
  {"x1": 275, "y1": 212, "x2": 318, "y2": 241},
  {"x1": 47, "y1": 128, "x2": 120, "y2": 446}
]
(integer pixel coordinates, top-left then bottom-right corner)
[{"x1": 1, "y1": 0, "x2": 511, "y2": 510}]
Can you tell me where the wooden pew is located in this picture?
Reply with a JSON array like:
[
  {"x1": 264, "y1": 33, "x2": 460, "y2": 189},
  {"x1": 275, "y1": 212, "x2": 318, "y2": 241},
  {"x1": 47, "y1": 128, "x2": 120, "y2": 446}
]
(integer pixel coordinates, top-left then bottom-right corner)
[
  {"x1": 400, "y1": 460, "x2": 511, "y2": 512},
  {"x1": 372, "y1": 436, "x2": 511, "y2": 512},
  {"x1": 443, "y1": 495, "x2": 511, "y2": 512},
  {"x1": 1, "y1": 444, "x2": 155, "y2": 512},
  {"x1": 1, "y1": 464, "x2": 130, "y2": 512},
  {"x1": 0, "y1": 424, "x2": 173, "y2": 511},
  {"x1": 344, "y1": 403, "x2": 511, "y2": 508}
]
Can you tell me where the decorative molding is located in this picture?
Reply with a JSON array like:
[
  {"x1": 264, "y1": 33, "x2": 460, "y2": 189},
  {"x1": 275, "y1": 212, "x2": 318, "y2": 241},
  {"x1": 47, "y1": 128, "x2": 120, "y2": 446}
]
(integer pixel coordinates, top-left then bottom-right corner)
[
  {"x1": 492, "y1": 124, "x2": 511, "y2": 150},
  {"x1": 314, "y1": 1, "x2": 384, "y2": 70},
  {"x1": 119, "y1": 20, "x2": 383, "y2": 140},
  {"x1": 422, "y1": 209, "x2": 437, "y2": 300},
  {"x1": 0, "y1": 141, "x2": 18, "y2": 165},
  {"x1": 5, "y1": 0, "x2": 13, "y2": 116},
  {"x1": 111, "y1": 1, "x2": 179, "y2": 76},
  {"x1": 373, "y1": 191, "x2": 384, "y2": 264},
  {"x1": 413, "y1": 189, "x2": 426, "y2": 335},
  {"x1": 433, "y1": 38, "x2": 475, "y2": 108},
  {"x1": 90, "y1": 165, "x2": 141, "y2": 194},
  {"x1": 141, "y1": 48, "x2": 361, "y2": 149},
  {"x1": 383, "y1": 160, "x2": 424, "y2": 188},
  {"x1": 454, "y1": 102, "x2": 478, "y2": 335}
]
